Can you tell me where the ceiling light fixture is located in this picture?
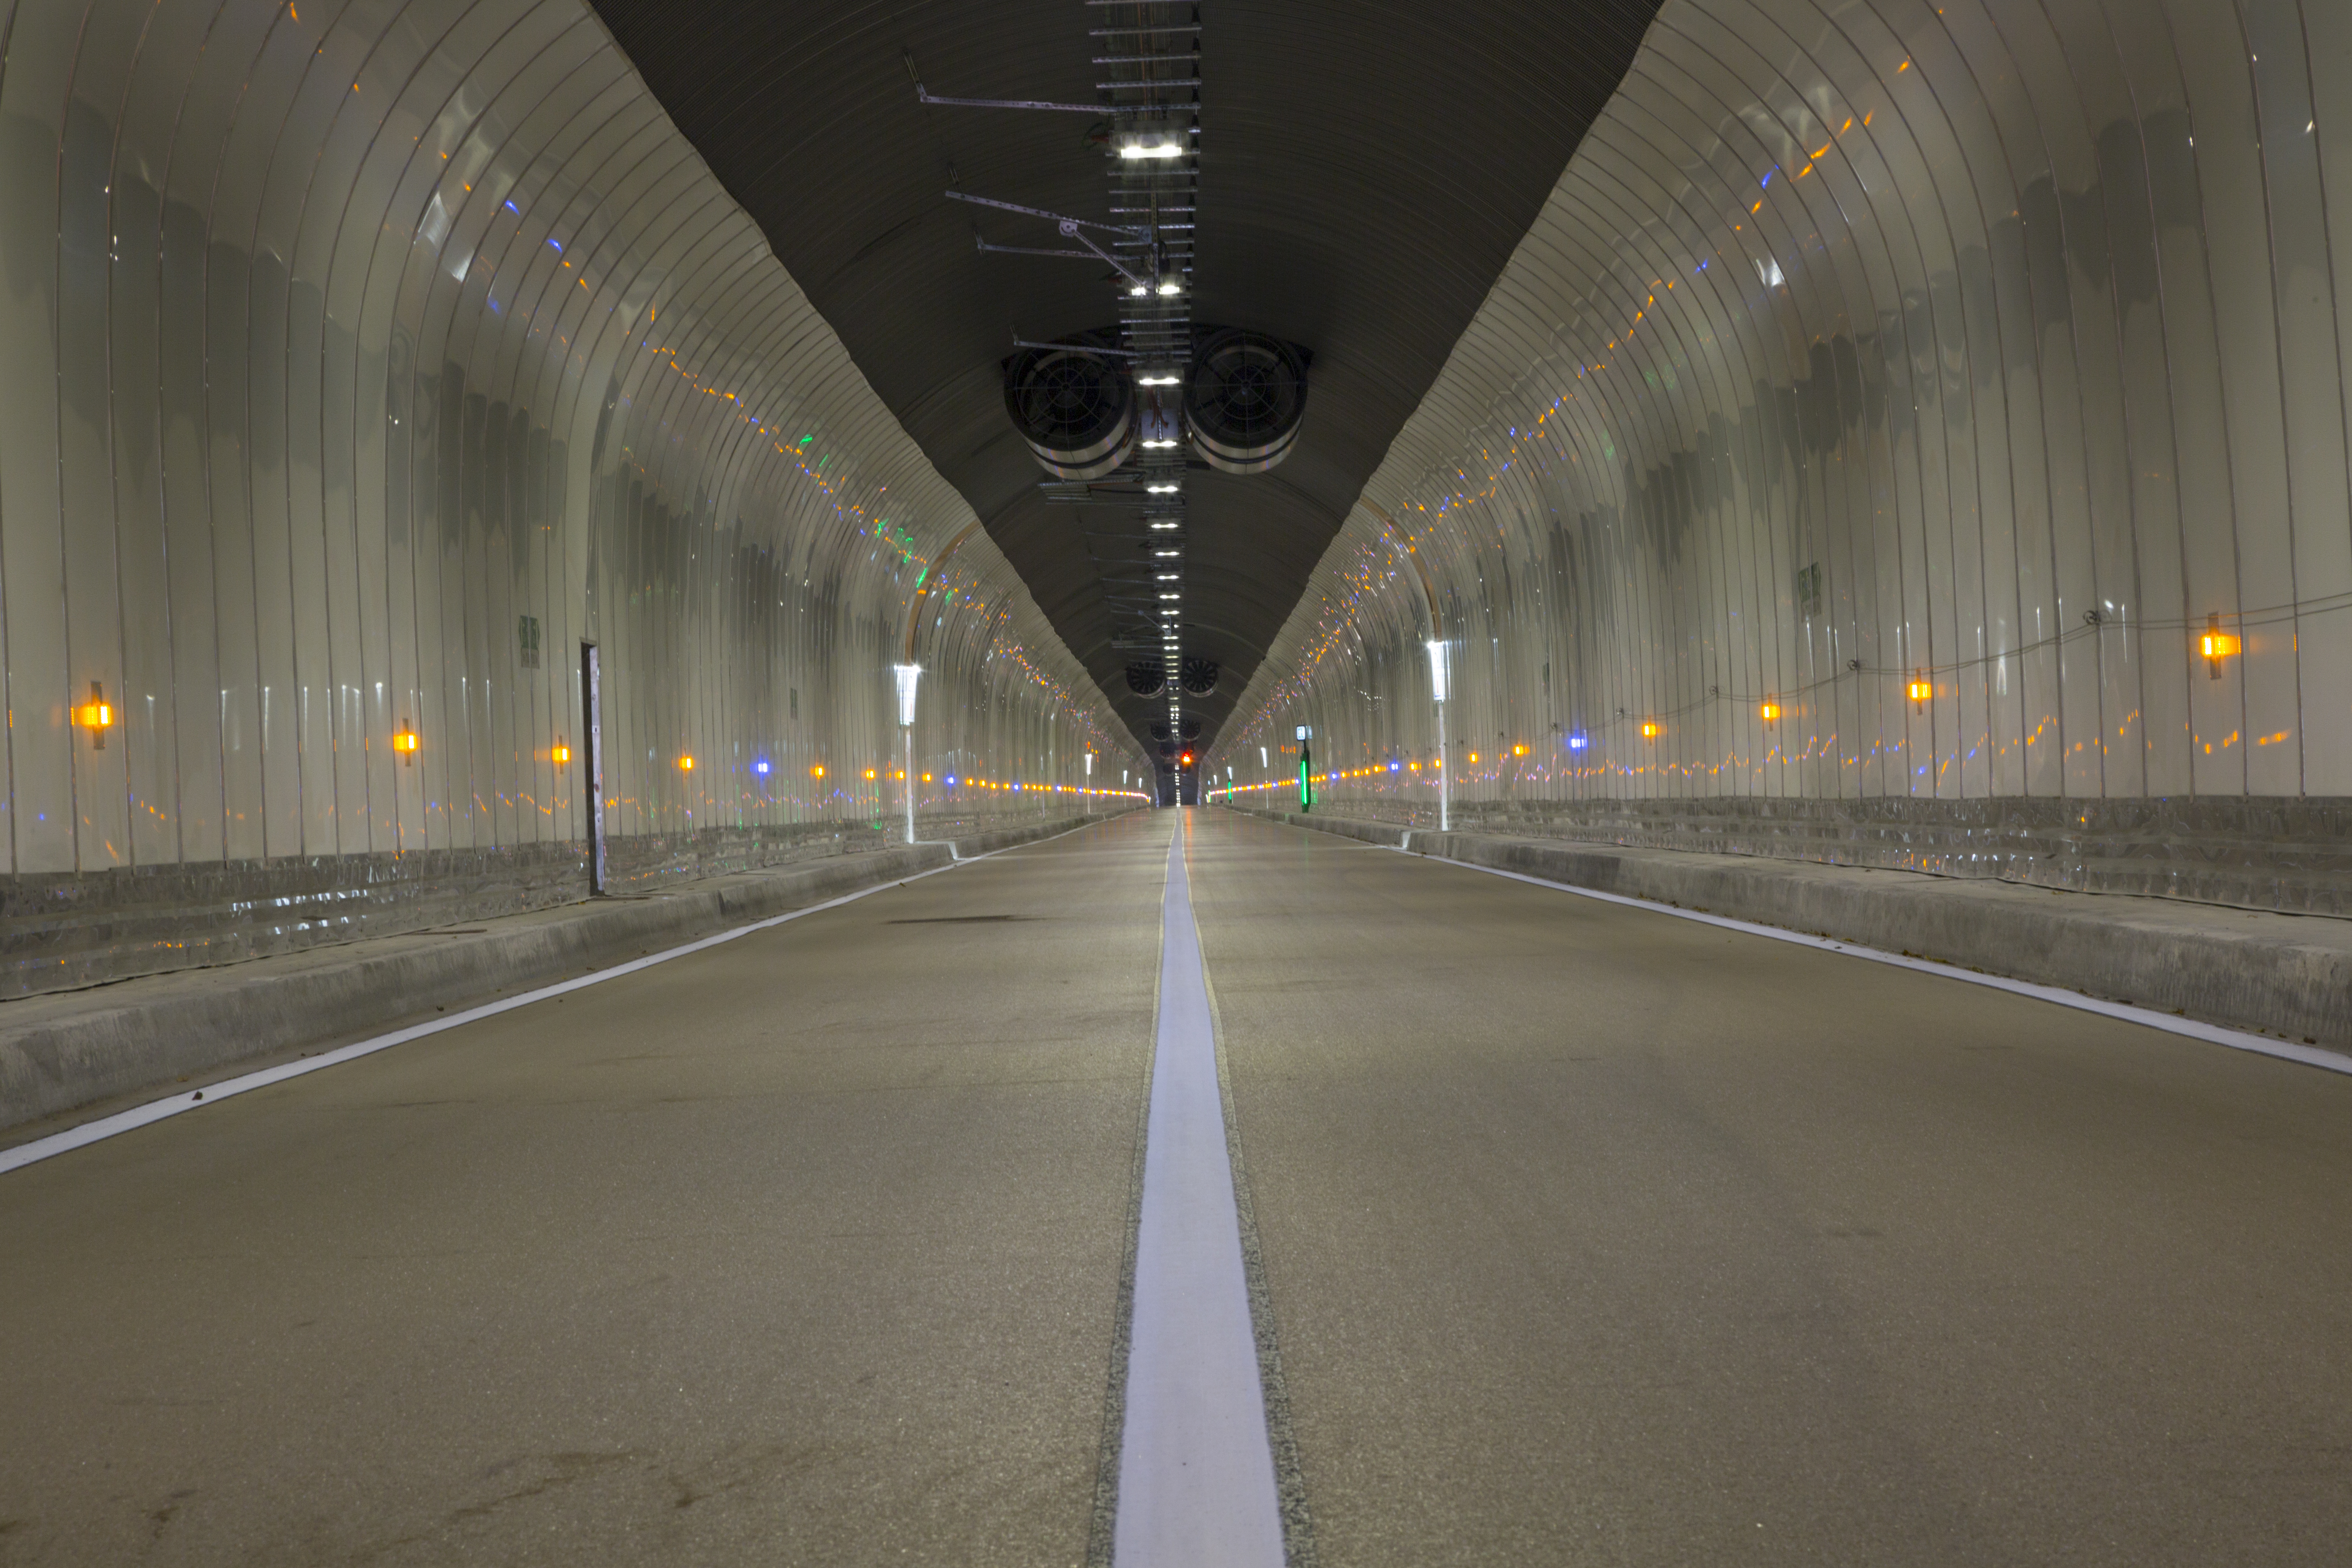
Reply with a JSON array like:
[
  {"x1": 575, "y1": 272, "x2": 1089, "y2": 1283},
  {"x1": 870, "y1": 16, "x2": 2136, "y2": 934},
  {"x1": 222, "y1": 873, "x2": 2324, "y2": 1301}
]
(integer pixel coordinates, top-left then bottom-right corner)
[{"x1": 1114, "y1": 121, "x2": 1187, "y2": 160}]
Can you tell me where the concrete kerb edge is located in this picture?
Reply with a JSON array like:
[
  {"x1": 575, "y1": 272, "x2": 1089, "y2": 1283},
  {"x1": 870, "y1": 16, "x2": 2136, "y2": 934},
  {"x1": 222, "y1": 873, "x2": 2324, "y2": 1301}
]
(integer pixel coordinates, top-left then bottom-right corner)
[
  {"x1": 1228, "y1": 805, "x2": 2352, "y2": 1066},
  {"x1": 0, "y1": 811, "x2": 1132, "y2": 1147}
]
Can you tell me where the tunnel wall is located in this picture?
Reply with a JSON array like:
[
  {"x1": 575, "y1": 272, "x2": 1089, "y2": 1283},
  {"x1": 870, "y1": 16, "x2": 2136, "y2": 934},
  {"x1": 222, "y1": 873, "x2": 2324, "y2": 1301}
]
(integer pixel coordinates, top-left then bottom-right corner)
[
  {"x1": 1210, "y1": 0, "x2": 2352, "y2": 914},
  {"x1": 0, "y1": 0, "x2": 1144, "y2": 1000}
]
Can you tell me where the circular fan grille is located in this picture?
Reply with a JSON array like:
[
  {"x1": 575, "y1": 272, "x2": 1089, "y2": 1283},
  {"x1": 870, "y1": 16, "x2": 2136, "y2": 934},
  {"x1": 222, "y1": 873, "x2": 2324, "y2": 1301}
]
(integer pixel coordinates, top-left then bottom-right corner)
[
  {"x1": 1126, "y1": 662, "x2": 1167, "y2": 697},
  {"x1": 1149, "y1": 719, "x2": 1172, "y2": 742},
  {"x1": 1184, "y1": 329, "x2": 1307, "y2": 473},
  {"x1": 1003, "y1": 344, "x2": 1134, "y2": 479},
  {"x1": 1180, "y1": 656, "x2": 1219, "y2": 695},
  {"x1": 1179, "y1": 715, "x2": 1202, "y2": 741}
]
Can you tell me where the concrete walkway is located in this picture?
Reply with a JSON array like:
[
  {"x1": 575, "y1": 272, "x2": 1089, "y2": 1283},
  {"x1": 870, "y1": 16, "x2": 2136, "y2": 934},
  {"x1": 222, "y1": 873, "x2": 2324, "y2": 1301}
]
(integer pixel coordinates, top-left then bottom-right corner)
[{"x1": 1229, "y1": 804, "x2": 2352, "y2": 1053}]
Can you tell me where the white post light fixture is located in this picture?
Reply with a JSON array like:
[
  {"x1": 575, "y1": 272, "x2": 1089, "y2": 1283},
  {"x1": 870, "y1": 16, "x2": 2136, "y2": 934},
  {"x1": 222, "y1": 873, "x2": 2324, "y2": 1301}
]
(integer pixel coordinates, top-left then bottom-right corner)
[
  {"x1": 1425, "y1": 638, "x2": 1451, "y2": 833},
  {"x1": 892, "y1": 664, "x2": 922, "y2": 843}
]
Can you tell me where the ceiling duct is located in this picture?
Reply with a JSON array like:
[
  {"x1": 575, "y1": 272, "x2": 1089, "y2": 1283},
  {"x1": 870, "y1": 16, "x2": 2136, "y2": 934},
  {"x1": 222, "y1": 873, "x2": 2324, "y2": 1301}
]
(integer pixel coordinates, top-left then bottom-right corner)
[
  {"x1": 1184, "y1": 327, "x2": 1309, "y2": 474},
  {"x1": 1003, "y1": 339, "x2": 1135, "y2": 480},
  {"x1": 1180, "y1": 656, "x2": 1219, "y2": 695},
  {"x1": 1126, "y1": 661, "x2": 1168, "y2": 697}
]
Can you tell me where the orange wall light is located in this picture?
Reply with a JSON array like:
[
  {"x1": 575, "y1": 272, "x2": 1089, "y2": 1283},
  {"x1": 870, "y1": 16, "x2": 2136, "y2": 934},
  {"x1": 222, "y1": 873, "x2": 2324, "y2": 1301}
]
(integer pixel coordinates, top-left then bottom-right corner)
[
  {"x1": 2201, "y1": 613, "x2": 2240, "y2": 678},
  {"x1": 1760, "y1": 701, "x2": 1780, "y2": 723},
  {"x1": 74, "y1": 682, "x2": 114, "y2": 749},
  {"x1": 552, "y1": 737, "x2": 572, "y2": 764},
  {"x1": 811, "y1": 764, "x2": 826, "y2": 778},
  {"x1": 1640, "y1": 721, "x2": 1661, "y2": 739},
  {"x1": 392, "y1": 722, "x2": 420, "y2": 764},
  {"x1": 678, "y1": 755, "x2": 694, "y2": 771}
]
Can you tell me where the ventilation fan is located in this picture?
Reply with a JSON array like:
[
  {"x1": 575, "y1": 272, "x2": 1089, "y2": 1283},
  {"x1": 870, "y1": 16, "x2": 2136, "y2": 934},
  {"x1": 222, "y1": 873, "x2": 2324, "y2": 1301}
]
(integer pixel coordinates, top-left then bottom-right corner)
[
  {"x1": 1150, "y1": 719, "x2": 1172, "y2": 742},
  {"x1": 1003, "y1": 339, "x2": 1134, "y2": 480},
  {"x1": 1184, "y1": 328, "x2": 1307, "y2": 474},
  {"x1": 1179, "y1": 716, "x2": 1202, "y2": 741},
  {"x1": 1180, "y1": 656, "x2": 1219, "y2": 695},
  {"x1": 1126, "y1": 662, "x2": 1167, "y2": 697}
]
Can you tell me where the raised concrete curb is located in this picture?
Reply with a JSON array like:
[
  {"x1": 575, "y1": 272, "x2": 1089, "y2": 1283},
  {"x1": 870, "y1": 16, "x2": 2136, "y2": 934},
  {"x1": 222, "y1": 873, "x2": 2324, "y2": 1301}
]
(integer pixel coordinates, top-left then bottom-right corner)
[
  {"x1": 1232, "y1": 806, "x2": 2352, "y2": 1052},
  {"x1": 0, "y1": 812, "x2": 1126, "y2": 1135}
]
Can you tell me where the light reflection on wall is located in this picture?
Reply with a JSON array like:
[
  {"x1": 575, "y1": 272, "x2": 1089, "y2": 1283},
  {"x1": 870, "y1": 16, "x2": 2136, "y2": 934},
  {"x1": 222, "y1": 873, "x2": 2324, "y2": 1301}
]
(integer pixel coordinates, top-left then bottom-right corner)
[
  {"x1": 0, "y1": 0, "x2": 1143, "y2": 888},
  {"x1": 1212, "y1": 0, "x2": 2352, "y2": 816}
]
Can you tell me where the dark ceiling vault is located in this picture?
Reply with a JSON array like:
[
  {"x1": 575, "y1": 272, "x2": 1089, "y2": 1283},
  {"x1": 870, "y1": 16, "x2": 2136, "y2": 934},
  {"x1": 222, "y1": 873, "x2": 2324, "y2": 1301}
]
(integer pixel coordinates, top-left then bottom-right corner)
[{"x1": 587, "y1": 1, "x2": 1660, "y2": 756}]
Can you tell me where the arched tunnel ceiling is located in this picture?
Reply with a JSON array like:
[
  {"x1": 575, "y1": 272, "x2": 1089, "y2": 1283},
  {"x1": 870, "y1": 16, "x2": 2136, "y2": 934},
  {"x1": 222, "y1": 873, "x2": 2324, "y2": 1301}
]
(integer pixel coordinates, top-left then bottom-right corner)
[{"x1": 587, "y1": 1, "x2": 1660, "y2": 756}]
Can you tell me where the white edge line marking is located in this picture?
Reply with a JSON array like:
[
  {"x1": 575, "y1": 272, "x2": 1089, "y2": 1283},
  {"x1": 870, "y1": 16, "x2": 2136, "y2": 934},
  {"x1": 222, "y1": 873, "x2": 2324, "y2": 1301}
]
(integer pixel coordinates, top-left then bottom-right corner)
[
  {"x1": 1, "y1": 820, "x2": 1108, "y2": 1177},
  {"x1": 1381, "y1": 843, "x2": 2352, "y2": 1078}
]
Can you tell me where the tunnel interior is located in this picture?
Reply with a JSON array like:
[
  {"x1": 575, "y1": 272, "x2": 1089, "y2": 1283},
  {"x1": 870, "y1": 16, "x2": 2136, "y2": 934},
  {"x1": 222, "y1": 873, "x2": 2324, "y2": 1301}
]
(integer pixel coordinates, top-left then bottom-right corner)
[{"x1": 2, "y1": 0, "x2": 2350, "y2": 1561}]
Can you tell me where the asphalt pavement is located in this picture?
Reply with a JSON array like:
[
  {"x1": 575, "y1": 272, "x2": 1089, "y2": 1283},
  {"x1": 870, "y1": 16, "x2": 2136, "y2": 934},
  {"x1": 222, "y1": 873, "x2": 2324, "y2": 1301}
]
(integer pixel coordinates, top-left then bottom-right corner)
[{"x1": 4, "y1": 805, "x2": 2348, "y2": 1565}]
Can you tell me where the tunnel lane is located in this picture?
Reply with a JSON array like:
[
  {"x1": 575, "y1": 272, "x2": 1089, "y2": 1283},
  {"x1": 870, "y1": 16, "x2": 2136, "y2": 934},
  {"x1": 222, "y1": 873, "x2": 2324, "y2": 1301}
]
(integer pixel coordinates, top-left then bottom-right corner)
[
  {"x1": 0, "y1": 812, "x2": 1170, "y2": 1566},
  {"x1": 1188, "y1": 807, "x2": 2352, "y2": 1564}
]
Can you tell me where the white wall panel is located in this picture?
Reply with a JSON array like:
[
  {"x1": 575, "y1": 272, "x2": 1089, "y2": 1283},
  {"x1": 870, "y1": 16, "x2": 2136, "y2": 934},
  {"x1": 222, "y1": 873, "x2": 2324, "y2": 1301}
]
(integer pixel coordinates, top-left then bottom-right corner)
[
  {"x1": 1213, "y1": 0, "x2": 2352, "y2": 840},
  {"x1": 0, "y1": 0, "x2": 1141, "y2": 996}
]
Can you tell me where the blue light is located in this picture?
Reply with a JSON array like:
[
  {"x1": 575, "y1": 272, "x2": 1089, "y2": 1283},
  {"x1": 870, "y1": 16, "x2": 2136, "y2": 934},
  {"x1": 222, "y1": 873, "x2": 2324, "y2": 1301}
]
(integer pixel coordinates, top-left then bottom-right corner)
[
  {"x1": 945, "y1": 775, "x2": 957, "y2": 787},
  {"x1": 1566, "y1": 733, "x2": 1589, "y2": 751},
  {"x1": 1388, "y1": 760, "x2": 1401, "y2": 772},
  {"x1": 754, "y1": 759, "x2": 770, "y2": 775}
]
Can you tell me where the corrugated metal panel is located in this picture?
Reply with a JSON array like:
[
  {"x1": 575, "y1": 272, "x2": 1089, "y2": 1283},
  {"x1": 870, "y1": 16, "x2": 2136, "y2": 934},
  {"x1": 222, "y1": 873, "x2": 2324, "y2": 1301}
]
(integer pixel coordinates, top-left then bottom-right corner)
[{"x1": 1214, "y1": 0, "x2": 2352, "y2": 819}]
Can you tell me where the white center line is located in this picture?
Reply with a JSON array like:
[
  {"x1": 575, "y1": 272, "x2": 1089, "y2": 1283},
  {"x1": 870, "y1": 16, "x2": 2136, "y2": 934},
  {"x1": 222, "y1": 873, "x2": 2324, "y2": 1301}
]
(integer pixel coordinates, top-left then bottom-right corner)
[{"x1": 1114, "y1": 812, "x2": 1286, "y2": 1566}]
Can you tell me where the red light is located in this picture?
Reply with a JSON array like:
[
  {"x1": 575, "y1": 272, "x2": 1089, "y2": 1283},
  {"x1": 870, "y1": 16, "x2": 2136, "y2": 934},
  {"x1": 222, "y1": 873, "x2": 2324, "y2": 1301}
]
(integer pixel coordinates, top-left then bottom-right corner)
[{"x1": 1180, "y1": 752, "x2": 1194, "y2": 767}]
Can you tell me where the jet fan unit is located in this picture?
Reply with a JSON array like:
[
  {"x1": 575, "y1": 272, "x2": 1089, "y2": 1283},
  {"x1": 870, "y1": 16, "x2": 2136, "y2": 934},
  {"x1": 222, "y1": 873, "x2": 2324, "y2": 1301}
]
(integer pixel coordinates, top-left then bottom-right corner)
[
  {"x1": 1184, "y1": 328, "x2": 1308, "y2": 474},
  {"x1": 1003, "y1": 338, "x2": 1134, "y2": 480}
]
